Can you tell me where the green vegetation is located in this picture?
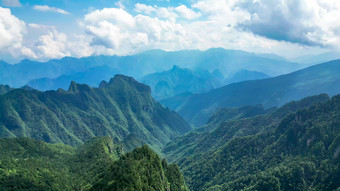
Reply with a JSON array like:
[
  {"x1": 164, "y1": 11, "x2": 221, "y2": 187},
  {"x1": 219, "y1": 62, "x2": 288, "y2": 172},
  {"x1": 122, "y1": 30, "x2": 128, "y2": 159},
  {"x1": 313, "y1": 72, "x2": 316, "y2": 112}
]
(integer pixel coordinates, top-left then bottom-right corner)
[
  {"x1": 0, "y1": 75, "x2": 192, "y2": 153},
  {"x1": 161, "y1": 59, "x2": 340, "y2": 125},
  {"x1": 0, "y1": 85, "x2": 12, "y2": 95},
  {"x1": 164, "y1": 94, "x2": 339, "y2": 190},
  {"x1": 0, "y1": 137, "x2": 188, "y2": 191}
]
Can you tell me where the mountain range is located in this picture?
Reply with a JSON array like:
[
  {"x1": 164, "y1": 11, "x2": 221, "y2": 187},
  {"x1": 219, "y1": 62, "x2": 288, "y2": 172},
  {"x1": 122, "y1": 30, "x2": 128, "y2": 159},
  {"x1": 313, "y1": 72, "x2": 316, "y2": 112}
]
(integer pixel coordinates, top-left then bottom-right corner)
[
  {"x1": 141, "y1": 65, "x2": 224, "y2": 100},
  {"x1": 1, "y1": 49, "x2": 340, "y2": 190},
  {"x1": 0, "y1": 75, "x2": 192, "y2": 152},
  {"x1": 163, "y1": 94, "x2": 340, "y2": 190},
  {"x1": 161, "y1": 59, "x2": 340, "y2": 125},
  {"x1": 27, "y1": 65, "x2": 120, "y2": 91},
  {"x1": 0, "y1": 48, "x2": 299, "y2": 89}
]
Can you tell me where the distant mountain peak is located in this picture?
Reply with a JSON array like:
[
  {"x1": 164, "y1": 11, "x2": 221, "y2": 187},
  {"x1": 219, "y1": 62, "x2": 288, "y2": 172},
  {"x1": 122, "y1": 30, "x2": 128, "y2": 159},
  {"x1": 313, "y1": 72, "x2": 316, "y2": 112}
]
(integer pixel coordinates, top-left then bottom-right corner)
[
  {"x1": 171, "y1": 65, "x2": 181, "y2": 70},
  {"x1": 68, "y1": 81, "x2": 91, "y2": 93},
  {"x1": 107, "y1": 74, "x2": 151, "y2": 94}
]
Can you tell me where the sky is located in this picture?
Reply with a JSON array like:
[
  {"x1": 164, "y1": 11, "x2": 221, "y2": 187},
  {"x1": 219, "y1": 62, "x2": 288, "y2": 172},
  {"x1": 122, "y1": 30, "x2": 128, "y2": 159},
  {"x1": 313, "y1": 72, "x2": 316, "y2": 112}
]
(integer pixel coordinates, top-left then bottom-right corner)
[{"x1": 0, "y1": 0, "x2": 340, "y2": 63}]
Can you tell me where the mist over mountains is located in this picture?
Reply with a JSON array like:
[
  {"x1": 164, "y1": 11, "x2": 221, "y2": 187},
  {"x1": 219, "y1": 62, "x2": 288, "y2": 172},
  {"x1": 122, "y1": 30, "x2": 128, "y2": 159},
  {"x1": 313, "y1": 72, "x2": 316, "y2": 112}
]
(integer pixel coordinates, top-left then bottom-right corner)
[
  {"x1": 1, "y1": 48, "x2": 298, "y2": 89},
  {"x1": 1, "y1": 48, "x2": 340, "y2": 191},
  {"x1": 161, "y1": 59, "x2": 340, "y2": 125}
]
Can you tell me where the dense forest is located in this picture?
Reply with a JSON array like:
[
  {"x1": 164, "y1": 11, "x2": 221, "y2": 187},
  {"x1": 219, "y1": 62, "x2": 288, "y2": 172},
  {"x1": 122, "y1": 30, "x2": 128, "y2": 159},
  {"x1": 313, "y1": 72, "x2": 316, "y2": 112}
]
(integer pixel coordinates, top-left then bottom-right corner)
[
  {"x1": 164, "y1": 94, "x2": 340, "y2": 190},
  {"x1": 0, "y1": 137, "x2": 188, "y2": 190},
  {"x1": 0, "y1": 75, "x2": 191, "y2": 153},
  {"x1": 0, "y1": 74, "x2": 340, "y2": 190}
]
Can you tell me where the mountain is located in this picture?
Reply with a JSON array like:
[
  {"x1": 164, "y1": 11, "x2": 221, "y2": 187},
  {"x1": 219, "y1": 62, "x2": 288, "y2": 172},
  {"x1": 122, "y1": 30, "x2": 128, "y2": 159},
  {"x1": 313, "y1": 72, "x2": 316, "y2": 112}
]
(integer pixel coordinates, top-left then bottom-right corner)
[
  {"x1": 161, "y1": 59, "x2": 340, "y2": 125},
  {"x1": 0, "y1": 75, "x2": 192, "y2": 152},
  {"x1": 0, "y1": 137, "x2": 188, "y2": 191},
  {"x1": 224, "y1": 69, "x2": 270, "y2": 84},
  {"x1": 142, "y1": 65, "x2": 224, "y2": 100},
  {"x1": 163, "y1": 94, "x2": 339, "y2": 190},
  {"x1": 163, "y1": 94, "x2": 330, "y2": 164},
  {"x1": 27, "y1": 65, "x2": 120, "y2": 91},
  {"x1": 0, "y1": 85, "x2": 12, "y2": 95},
  {"x1": 293, "y1": 51, "x2": 340, "y2": 65},
  {"x1": 1, "y1": 48, "x2": 299, "y2": 88}
]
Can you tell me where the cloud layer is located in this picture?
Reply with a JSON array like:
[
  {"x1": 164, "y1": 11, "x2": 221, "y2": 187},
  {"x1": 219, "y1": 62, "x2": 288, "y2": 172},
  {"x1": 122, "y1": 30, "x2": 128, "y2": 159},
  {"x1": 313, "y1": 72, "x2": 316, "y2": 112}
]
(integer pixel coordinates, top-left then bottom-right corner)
[
  {"x1": 33, "y1": 5, "x2": 70, "y2": 15},
  {"x1": 2, "y1": 0, "x2": 340, "y2": 62},
  {"x1": 1, "y1": 0, "x2": 21, "y2": 7}
]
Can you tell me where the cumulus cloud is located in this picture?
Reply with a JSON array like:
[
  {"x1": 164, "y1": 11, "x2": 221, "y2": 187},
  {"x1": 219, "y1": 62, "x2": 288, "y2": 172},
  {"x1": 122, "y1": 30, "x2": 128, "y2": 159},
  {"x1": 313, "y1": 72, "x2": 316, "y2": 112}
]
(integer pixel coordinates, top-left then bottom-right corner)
[
  {"x1": 4, "y1": 0, "x2": 340, "y2": 62},
  {"x1": 135, "y1": 3, "x2": 156, "y2": 15},
  {"x1": 83, "y1": 7, "x2": 196, "y2": 55},
  {"x1": 33, "y1": 5, "x2": 70, "y2": 15},
  {"x1": 134, "y1": 4, "x2": 201, "y2": 20},
  {"x1": 81, "y1": 1, "x2": 338, "y2": 59},
  {"x1": 0, "y1": 7, "x2": 35, "y2": 58},
  {"x1": 1, "y1": 0, "x2": 21, "y2": 7},
  {"x1": 33, "y1": 30, "x2": 70, "y2": 58},
  {"x1": 175, "y1": 5, "x2": 201, "y2": 19},
  {"x1": 0, "y1": 7, "x2": 25, "y2": 50},
  {"x1": 234, "y1": 0, "x2": 340, "y2": 48},
  {"x1": 25, "y1": 26, "x2": 93, "y2": 59}
]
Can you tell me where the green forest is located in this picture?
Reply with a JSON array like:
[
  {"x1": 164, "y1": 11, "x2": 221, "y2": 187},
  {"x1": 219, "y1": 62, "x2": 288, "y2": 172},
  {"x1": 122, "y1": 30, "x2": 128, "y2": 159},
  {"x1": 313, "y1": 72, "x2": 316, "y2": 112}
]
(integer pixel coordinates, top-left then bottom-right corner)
[
  {"x1": 0, "y1": 137, "x2": 188, "y2": 190},
  {"x1": 0, "y1": 75, "x2": 340, "y2": 190}
]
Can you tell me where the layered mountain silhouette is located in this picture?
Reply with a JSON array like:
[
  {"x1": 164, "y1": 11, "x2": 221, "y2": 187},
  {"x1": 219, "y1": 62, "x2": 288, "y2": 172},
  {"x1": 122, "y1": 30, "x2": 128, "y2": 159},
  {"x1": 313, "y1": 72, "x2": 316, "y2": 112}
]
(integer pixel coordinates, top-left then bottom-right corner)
[
  {"x1": 224, "y1": 69, "x2": 270, "y2": 84},
  {"x1": 141, "y1": 65, "x2": 224, "y2": 100},
  {"x1": 0, "y1": 75, "x2": 192, "y2": 152},
  {"x1": 0, "y1": 48, "x2": 299, "y2": 88},
  {"x1": 161, "y1": 59, "x2": 340, "y2": 125},
  {"x1": 27, "y1": 65, "x2": 119, "y2": 91}
]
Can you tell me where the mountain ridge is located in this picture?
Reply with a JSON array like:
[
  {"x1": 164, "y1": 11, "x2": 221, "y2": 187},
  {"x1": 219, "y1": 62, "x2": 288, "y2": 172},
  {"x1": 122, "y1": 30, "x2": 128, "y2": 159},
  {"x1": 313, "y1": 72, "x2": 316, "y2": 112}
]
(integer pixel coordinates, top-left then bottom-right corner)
[
  {"x1": 161, "y1": 59, "x2": 340, "y2": 125},
  {"x1": 0, "y1": 75, "x2": 192, "y2": 153}
]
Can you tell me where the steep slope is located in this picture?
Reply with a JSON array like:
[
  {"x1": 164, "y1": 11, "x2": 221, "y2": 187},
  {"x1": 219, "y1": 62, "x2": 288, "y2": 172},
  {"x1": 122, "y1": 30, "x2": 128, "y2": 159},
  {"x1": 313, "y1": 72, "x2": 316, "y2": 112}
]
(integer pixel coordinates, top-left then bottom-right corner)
[
  {"x1": 92, "y1": 145, "x2": 189, "y2": 191},
  {"x1": 0, "y1": 75, "x2": 192, "y2": 152},
  {"x1": 162, "y1": 59, "x2": 340, "y2": 125},
  {"x1": 0, "y1": 48, "x2": 299, "y2": 87},
  {"x1": 163, "y1": 94, "x2": 330, "y2": 164},
  {"x1": 0, "y1": 85, "x2": 12, "y2": 95},
  {"x1": 27, "y1": 65, "x2": 119, "y2": 91},
  {"x1": 142, "y1": 65, "x2": 224, "y2": 100},
  {"x1": 165, "y1": 94, "x2": 339, "y2": 190},
  {"x1": 0, "y1": 137, "x2": 188, "y2": 191}
]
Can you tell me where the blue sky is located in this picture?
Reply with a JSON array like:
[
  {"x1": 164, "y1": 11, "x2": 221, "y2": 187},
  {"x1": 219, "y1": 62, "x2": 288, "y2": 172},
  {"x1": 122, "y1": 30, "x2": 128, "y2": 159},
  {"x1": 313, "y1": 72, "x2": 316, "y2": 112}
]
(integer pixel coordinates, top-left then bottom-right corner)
[{"x1": 0, "y1": 0, "x2": 339, "y2": 63}]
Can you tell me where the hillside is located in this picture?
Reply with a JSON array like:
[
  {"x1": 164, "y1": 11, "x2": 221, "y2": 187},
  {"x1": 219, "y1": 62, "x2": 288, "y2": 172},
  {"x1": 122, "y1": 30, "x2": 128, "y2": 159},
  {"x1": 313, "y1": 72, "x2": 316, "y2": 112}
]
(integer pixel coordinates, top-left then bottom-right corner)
[
  {"x1": 164, "y1": 94, "x2": 339, "y2": 190},
  {"x1": 0, "y1": 137, "x2": 188, "y2": 191},
  {"x1": 142, "y1": 65, "x2": 224, "y2": 100},
  {"x1": 163, "y1": 94, "x2": 330, "y2": 164},
  {"x1": 0, "y1": 85, "x2": 12, "y2": 95},
  {"x1": 161, "y1": 59, "x2": 340, "y2": 125},
  {"x1": 0, "y1": 75, "x2": 192, "y2": 152}
]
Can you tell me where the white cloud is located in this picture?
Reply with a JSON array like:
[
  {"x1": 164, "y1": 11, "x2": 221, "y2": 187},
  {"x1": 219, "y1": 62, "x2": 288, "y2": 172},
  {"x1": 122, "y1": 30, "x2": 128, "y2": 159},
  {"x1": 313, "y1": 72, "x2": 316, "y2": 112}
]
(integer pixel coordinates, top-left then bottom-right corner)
[
  {"x1": 33, "y1": 5, "x2": 70, "y2": 15},
  {"x1": 83, "y1": 8, "x2": 192, "y2": 55},
  {"x1": 28, "y1": 29, "x2": 94, "y2": 59},
  {"x1": 0, "y1": 7, "x2": 34, "y2": 58},
  {"x1": 1, "y1": 0, "x2": 21, "y2": 7},
  {"x1": 28, "y1": 23, "x2": 56, "y2": 30},
  {"x1": 4, "y1": 0, "x2": 340, "y2": 62},
  {"x1": 135, "y1": 3, "x2": 156, "y2": 15},
  {"x1": 232, "y1": 0, "x2": 340, "y2": 48},
  {"x1": 134, "y1": 4, "x2": 201, "y2": 20},
  {"x1": 80, "y1": 2, "x2": 330, "y2": 59},
  {"x1": 175, "y1": 5, "x2": 201, "y2": 19}
]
